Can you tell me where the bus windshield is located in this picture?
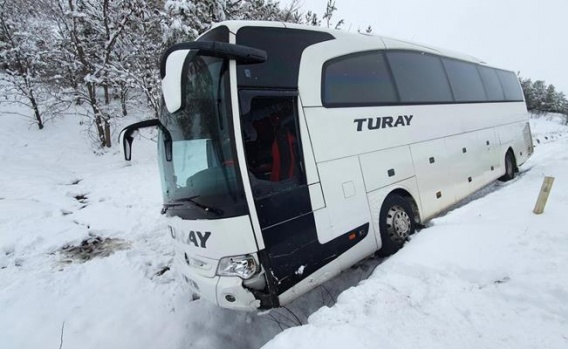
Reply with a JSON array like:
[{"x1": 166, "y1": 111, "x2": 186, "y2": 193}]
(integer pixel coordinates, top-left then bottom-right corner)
[{"x1": 157, "y1": 53, "x2": 248, "y2": 219}]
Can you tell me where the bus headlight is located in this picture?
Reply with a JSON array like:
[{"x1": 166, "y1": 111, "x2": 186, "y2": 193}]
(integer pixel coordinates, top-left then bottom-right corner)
[{"x1": 217, "y1": 255, "x2": 258, "y2": 279}]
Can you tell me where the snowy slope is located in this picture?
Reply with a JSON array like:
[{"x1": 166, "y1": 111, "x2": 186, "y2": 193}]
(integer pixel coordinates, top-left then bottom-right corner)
[{"x1": 1, "y1": 98, "x2": 567, "y2": 349}]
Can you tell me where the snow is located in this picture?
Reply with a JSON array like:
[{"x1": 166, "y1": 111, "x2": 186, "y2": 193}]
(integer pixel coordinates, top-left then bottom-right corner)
[
  {"x1": 529, "y1": 113, "x2": 568, "y2": 145},
  {"x1": 1, "y1": 95, "x2": 568, "y2": 349}
]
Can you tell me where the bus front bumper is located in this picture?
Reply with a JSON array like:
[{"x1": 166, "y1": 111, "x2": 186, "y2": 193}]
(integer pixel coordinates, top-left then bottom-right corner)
[{"x1": 176, "y1": 255, "x2": 261, "y2": 311}]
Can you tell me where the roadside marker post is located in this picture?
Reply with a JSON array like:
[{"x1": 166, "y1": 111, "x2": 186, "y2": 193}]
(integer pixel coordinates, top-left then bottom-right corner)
[{"x1": 533, "y1": 176, "x2": 555, "y2": 214}]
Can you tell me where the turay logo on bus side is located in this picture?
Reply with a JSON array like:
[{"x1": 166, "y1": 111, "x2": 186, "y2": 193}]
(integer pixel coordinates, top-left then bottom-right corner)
[{"x1": 354, "y1": 115, "x2": 414, "y2": 131}]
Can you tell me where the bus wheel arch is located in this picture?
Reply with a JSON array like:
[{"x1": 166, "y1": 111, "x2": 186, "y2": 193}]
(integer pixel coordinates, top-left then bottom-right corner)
[
  {"x1": 499, "y1": 147, "x2": 517, "y2": 182},
  {"x1": 377, "y1": 190, "x2": 418, "y2": 257}
]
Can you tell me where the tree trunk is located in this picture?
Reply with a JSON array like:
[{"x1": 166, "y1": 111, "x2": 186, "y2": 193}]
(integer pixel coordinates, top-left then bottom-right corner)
[
  {"x1": 94, "y1": 113, "x2": 106, "y2": 147},
  {"x1": 67, "y1": 67, "x2": 81, "y2": 105},
  {"x1": 104, "y1": 119, "x2": 111, "y2": 148},
  {"x1": 27, "y1": 83, "x2": 44, "y2": 130},
  {"x1": 30, "y1": 96, "x2": 44, "y2": 130},
  {"x1": 104, "y1": 84, "x2": 110, "y2": 105},
  {"x1": 120, "y1": 83, "x2": 128, "y2": 117},
  {"x1": 87, "y1": 82, "x2": 108, "y2": 148}
]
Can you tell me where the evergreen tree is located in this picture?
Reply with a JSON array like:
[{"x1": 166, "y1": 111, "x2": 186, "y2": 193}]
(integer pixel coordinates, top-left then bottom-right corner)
[
  {"x1": 532, "y1": 80, "x2": 547, "y2": 112},
  {"x1": 519, "y1": 74, "x2": 568, "y2": 123},
  {"x1": 519, "y1": 77, "x2": 534, "y2": 110}
]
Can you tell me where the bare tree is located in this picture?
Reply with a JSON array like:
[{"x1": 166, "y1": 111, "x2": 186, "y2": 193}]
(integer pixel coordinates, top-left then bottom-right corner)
[
  {"x1": 322, "y1": 0, "x2": 343, "y2": 29},
  {"x1": 1, "y1": 0, "x2": 331, "y2": 146},
  {"x1": 47, "y1": 0, "x2": 138, "y2": 148},
  {"x1": 120, "y1": 0, "x2": 165, "y2": 118},
  {"x1": 0, "y1": 0, "x2": 54, "y2": 129}
]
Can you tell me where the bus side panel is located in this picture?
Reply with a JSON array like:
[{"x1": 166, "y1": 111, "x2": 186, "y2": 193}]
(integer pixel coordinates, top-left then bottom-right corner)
[
  {"x1": 303, "y1": 106, "x2": 415, "y2": 163},
  {"x1": 297, "y1": 96, "x2": 321, "y2": 186},
  {"x1": 277, "y1": 219, "x2": 378, "y2": 306},
  {"x1": 496, "y1": 121, "x2": 532, "y2": 168},
  {"x1": 410, "y1": 138, "x2": 456, "y2": 220},
  {"x1": 447, "y1": 128, "x2": 500, "y2": 201},
  {"x1": 476, "y1": 128, "x2": 500, "y2": 186},
  {"x1": 359, "y1": 146, "x2": 415, "y2": 193},
  {"x1": 303, "y1": 104, "x2": 521, "y2": 165},
  {"x1": 445, "y1": 132, "x2": 477, "y2": 202},
  {"x1": 446, "y1": 128, "x2": 501, "y2": 201},
  {"x1": 314, "y1": 156, "x2": 375, "y2": 246}
]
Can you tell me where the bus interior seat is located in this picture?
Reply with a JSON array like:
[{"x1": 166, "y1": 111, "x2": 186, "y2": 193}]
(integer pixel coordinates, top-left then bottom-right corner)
[{"x1": 270, "y1": 126, "x2": 296, "y2": 182}]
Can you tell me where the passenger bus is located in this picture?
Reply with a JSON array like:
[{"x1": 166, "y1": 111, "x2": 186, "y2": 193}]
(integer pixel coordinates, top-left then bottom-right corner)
[{"x1": 121, "y1": 21, "x2": 533, "y2": 311}]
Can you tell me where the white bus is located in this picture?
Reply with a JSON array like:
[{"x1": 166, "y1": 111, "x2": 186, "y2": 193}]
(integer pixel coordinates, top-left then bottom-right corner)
[{"x1": 121, "y1": 21, "x2": 533, "y2": 311}]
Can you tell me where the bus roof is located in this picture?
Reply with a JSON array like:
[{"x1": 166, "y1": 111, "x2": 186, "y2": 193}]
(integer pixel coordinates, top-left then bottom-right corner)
[{"x1": 214, "y1": 20, "x2": 487, "y2": 66}]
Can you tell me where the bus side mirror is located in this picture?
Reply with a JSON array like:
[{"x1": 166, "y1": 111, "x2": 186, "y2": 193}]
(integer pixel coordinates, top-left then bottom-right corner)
[
  {"x1": 119, "y1": 119, "x2": 172, "y2": 162},
  {"x1": 123, "y1": 130, "x2": 134, "y2": 161}
]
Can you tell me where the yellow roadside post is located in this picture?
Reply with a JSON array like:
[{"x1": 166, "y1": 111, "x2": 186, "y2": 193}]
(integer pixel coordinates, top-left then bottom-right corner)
[{"x1": 533, "y1": 176, "x2": 555, "y2": 214}]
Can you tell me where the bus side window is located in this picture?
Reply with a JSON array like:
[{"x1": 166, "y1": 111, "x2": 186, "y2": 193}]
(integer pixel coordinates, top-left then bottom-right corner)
[{"x1": 241, "y1": 97, "x2": 305, "y2": 197}]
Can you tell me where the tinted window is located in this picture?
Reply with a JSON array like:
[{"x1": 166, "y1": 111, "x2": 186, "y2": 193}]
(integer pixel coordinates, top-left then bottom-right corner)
[
  {"x1": 241, "y1": 96, "x2": 305, "y2": 188},
  {"x1": 478, "y1": 66, "x2": 505, "y2": 101},
  {"x1": 322, "y1": 52, "x2": 398, "y2": 106},
  {"x1": 497, "y1": 70, "x2": 524, "y2": 101},
  {"x1": 237, "y1": 27, "x2": 333, "y2": 88},
  {"x1": 443, "y1": 59, "x2": 487, "y2": 102},
  {"x1": 387, "y1": 52, "x2": 453, "y2": 103}
]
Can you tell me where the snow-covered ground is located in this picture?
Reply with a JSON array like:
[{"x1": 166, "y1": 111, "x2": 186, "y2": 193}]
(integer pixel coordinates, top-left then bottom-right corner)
[{"x1": 1, "y1": 100, "x2": 567, "y2": 349}]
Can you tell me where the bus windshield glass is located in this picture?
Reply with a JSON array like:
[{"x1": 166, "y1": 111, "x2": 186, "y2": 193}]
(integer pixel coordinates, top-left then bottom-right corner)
[{"x1": 157, "y1": 53, "x2": 247, "y2": 219}]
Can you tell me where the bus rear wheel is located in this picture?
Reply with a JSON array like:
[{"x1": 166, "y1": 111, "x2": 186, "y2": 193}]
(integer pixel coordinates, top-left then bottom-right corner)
[
  {"x1": 377, "y1": 194, "x2": 415, "y2": 257},
  {"x1": 499, "y1": 150, "x2": 516, "y2": 182}
]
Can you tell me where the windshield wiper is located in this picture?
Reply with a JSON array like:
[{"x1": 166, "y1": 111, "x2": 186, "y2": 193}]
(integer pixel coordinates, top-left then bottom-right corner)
[{"x1": 163, "y1": 196, "x2": 224, "y2": 216}]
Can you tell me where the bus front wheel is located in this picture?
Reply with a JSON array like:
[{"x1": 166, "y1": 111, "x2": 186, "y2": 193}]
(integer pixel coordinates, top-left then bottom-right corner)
[
  {"x1": 499, "y1": 150, "x2": 516, "y2": 182},
  {"x1": 377, "y1": 194, "x2": 416, "y2": 257}
]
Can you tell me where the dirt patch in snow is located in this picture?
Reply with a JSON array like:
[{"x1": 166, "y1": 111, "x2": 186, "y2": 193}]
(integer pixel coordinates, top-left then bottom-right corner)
[{"x1": 59, "y1": 236, "x2": 130, "y2": 263}]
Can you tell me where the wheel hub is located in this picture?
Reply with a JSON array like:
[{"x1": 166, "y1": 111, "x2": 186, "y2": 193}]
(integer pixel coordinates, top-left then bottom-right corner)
[{"x1": 386, "y1": 205, "x2": 411, "y2": 242}]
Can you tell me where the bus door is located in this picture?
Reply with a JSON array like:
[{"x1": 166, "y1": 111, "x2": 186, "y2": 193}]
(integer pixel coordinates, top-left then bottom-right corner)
[
  {"x1": 238, "y1": 90, "x2": 314, "y2": 294},
  {"x1": 239, "y1": 90, "x2": 368, "y2": 297}
]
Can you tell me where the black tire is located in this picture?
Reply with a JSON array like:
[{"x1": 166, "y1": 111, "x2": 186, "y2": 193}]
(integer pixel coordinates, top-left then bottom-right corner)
[
  {"x1": 498, "y1": 150, "x2": 516, "y2": 182},
  {"x1": 377, "y1": 194, "x2": 416, "y2": 257}
]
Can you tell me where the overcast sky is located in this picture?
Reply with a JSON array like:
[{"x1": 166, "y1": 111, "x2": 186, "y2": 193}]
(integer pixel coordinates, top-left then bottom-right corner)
[{"x1": 283, "y1": 0, "x2": 568, "y2": 94}]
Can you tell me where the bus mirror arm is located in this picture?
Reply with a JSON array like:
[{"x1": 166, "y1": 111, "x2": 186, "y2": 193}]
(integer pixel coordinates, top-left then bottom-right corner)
[
  {"x1": 160, "y1": 41, "x2": 267, "y2": 79},
  {"x1": 119, "y1": 119, "x2": 172, "y2": 162}
]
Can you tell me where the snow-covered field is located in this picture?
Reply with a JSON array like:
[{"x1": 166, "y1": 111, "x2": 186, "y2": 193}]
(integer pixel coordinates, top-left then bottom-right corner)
[{"x1": 1, "y1": 101, "x2": 567, "y2": 349}]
